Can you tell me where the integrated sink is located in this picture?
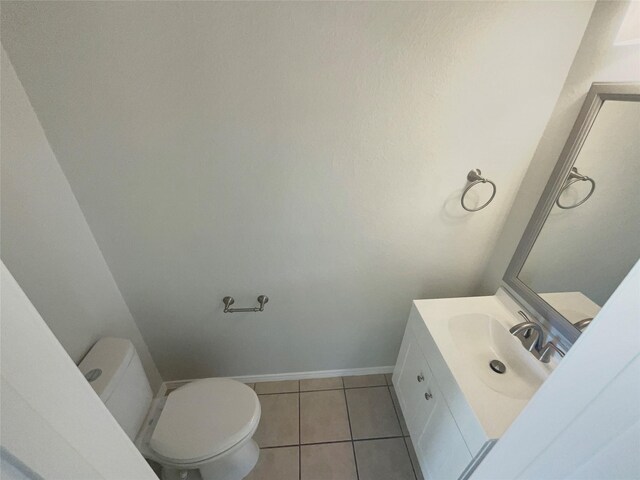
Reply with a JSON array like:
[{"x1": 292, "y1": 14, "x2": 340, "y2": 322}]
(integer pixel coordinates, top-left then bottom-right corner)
[
  {"x1": 409, "y1": 292, "x2": 559, "y2": 442},
  {"x1": 448, "y1": 313, "x2": 548, "y2": 399}
]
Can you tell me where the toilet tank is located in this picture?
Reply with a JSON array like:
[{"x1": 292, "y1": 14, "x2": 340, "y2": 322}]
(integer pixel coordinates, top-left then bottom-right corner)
[{"x1": 79, "y1": 337, "x2": 153, "y2": 440}]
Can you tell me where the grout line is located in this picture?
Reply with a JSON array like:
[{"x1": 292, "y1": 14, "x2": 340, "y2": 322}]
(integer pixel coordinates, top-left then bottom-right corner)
[
  {"x1": 297, "y1": 387, "x2": 342, "y2": 394},
  {"x1": 352, "y1": 434, "x2": 406, "y2": 443},
  {"x1": 387, "y1": 385, "x2": 418, "y2": 480},
  {"x1": 402, "y1": 436, "x2": 419, "y2": 480},
  {"x1": 260, "y1": 444, "x2": 300, "y2": 450},
  {"x1": 262, "y1": 439, "x2": 368, "y2": 450},
  {"x1": 257, "y1": 391, "x2": 300, "y2": 396},
  {"x1": 386, "y1": 385, "x2": 404, "y2": 435},
  {"x1": 256, "y1": 385, "x2": 388, "y2": 395},
  {"x1": 343, "y1": 383, "x2": 388, "y2": 390},
  {"x1": 342, "y1": 378, "x2": 359, "y2": 480},
  {"x1": 255, "y1": 389, "x2": 300, "y2": 395},
  {"x1": 255, "y1": 382, "x2": 390, "y2": 395},
  {"x1": 262, "y1": 436, "x2": 407, "y2": 449},
  {"x1": 300, "y1": 436, "x2": 353, "y2": 446},
  {"x1": 352, "y1": 441, "x2": 358, "y2": 480},
  {"x1": 300, "y1": 439, "x2": 353, "y2": 447}
]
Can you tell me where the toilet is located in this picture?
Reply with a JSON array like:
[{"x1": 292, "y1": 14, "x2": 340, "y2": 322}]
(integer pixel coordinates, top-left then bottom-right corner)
[{"x1": 79, "y1": 337, "x2": 261, "y2": 480}]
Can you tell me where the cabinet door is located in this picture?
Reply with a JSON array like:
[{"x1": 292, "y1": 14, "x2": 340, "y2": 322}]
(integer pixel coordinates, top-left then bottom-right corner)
[
  {"x1": 395, "y1": 330, "x2": 432, "y2": 433},
  {"x1": 415, "y1": 381, "x2": 473, "y2": 480}
]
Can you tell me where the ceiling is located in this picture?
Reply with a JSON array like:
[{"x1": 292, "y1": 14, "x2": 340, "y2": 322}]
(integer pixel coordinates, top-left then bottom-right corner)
[{"x1": 1, "y1": 1, "x2": 594, "y2": 379}]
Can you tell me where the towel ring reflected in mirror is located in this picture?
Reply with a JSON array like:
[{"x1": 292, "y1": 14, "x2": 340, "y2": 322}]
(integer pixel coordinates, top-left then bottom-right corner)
[
  {"x1": 555, "y1": 167, "x2": 596, "y2": 209},
  {"x1": 461, "y1": 169, "x2": 497, "y2": 212}
]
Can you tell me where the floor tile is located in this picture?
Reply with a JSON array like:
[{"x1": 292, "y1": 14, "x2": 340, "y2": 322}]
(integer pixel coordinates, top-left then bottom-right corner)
[
  {"x1": 389, "y1": 386, "x2": 410, "y2": 436},
  {"x1": 245, "y1": 446, "x2": 299, "y2": 480},
  {"x1": 346, "y1": 386, "x2": 402, "y2": 439},
  {"x1": 301, "y1": 442, "x2": 358, "y2": 480},
  {"x1": 385, "y1": 373, "x2": 393, "y2": 386},
  {"x1": 300, "y1": 376, "x2": 343, "y2": 392},
  {"x1": 404, "y1": 436, "x2": 425, "y2": 480},
  {"x1": 246, "y1": 383, "x2": 256, "y2": 390},
  {"x1": 254, "y1": 380, "x2": 299, "y2": 394},
  {"x1": 343, "y1": 374, "x2": 387, "y2": 388},
  {"x1": 254, "y1": 393, "x2": 299, "y2": 447},
  {"x1": 301, "y1": 390, "x2": 351, "y2": 444},
  {"x1": 354, "y1": 438, "x2": 416, "y2": 480}
]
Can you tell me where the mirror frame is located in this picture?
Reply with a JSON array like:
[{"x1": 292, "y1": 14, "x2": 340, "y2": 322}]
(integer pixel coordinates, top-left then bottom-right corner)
[{"x1": 503, "y1": 82, "x2": 640, "y2": 347}]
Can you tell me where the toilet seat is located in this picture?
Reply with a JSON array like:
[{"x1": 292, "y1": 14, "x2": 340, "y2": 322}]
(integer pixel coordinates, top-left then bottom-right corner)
[{"x1": 150, "y1": 378, "x2": 260, "y2": 465}]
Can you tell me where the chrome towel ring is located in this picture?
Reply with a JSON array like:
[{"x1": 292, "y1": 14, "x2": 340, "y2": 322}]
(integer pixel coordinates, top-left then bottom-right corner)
[
  {"x1": 461, "y1": 169, "x2": 497, "y2": 212},
  {"x1": 556, "y1": 167, "x2": 595, "y2": 209}
]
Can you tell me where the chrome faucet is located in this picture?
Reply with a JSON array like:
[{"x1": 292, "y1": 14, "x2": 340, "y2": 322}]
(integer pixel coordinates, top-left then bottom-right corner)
[
  {"x1": 573, "y1": 317, "x2": 593, "y2": 332},
  {"x1": 539, "y1": 342, "x2": 565, "y2": 363},
  {"x1": 509, "y1": 311, "x2": 565, "y2": 363},
  {"x1": 509, "y1": 311, "x2": 544, "y2": 353}
]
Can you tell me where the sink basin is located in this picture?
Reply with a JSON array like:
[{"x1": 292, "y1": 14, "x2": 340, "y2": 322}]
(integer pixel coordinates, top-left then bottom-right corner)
[
  {"x1": 412, "y1": 293, "x2": 558, "y2": 442},
  {"x1": 448, "y1": 313, "x2": 548, "y2": 399}
]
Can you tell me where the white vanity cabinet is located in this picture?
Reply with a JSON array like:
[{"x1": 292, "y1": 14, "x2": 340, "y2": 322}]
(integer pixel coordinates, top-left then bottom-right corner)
[{"x1": 393, "y1": 306, "x2": 494, "y2": 480}]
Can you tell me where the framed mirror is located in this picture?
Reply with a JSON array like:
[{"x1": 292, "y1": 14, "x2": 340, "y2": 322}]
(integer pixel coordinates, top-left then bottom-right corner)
[{"x1": 503, "y1": 83, "x2": 640, "y2": 347}]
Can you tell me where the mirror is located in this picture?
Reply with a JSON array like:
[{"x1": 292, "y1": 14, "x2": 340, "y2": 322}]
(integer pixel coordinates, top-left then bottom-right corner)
[{"x1": 503, "y1": 83, "x2": 640, "y2": 346}]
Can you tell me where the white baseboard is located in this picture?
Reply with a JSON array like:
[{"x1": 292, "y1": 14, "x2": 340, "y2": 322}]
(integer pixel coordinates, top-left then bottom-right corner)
[
  {"x1": 231, "y1": 365, "x2": 395, "y2": 384},
  {"x1": 157, "y1": 365, "x2": 395, "y2": 397}
]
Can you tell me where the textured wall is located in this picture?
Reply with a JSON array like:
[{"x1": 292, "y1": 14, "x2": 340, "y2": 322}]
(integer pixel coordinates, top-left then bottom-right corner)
[
  {"x1": 477, "y1": 0, "x2": 640, "y2": 296},
  {"x1": 1, "y1": 1, "x2": 593, "y2": 379},
  {"x1": 0, "y1": 51, "x2": 162, "y2": 391}
]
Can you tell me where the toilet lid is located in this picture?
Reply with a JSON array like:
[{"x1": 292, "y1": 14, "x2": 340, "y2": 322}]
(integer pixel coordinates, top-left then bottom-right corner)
[{"x1": 150, "y1": 378, "x2": 260, "y2": 464}]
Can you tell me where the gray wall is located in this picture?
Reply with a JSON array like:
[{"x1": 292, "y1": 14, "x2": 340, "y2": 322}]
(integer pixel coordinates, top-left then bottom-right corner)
[
  {"x1": 520, "y1": 101, "x2": 640, "y2": 306},
  {"x1": 0, "y1": 51, "x2": 162, "y2": 391},
  {"x1": 1, "y1": 2, "x2": 594, "y2": 380},
  {"x1": 477, "y1": 0, "x2": 640, "y2": 296}
]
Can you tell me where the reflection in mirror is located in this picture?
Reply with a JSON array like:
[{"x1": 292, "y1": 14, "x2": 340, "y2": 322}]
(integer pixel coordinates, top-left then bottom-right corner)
[{"x1": 518, "y1": 100, "x2": 640, "y2": 328}]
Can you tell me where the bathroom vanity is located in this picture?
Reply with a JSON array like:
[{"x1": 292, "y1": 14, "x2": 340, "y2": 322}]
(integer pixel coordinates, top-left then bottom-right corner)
[
  {"x1": 394, "y1": 83, "x2": 640, "y2": 480},
  {"x1": 392, "y1": 292, "x2": 555, "y2": 480}
]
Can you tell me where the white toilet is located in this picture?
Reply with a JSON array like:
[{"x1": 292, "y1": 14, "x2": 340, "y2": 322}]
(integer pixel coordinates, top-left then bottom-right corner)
[{"x1": 79, "y1": 337, "x2": 261, "y2": 480}]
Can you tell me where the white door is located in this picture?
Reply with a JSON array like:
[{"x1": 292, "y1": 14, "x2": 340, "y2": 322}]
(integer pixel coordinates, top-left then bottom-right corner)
[{"x1": 0, "y1": 262, "x2": 157, "y2": 479}]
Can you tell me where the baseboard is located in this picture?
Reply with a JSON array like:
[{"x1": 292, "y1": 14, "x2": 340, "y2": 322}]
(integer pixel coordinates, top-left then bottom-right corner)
[
  {"x1": 157, "y1": 365, "x2": 395, "y2": 397},
  {"x1": 231, "y1": 365, "x2": 395, "y2": 384}
]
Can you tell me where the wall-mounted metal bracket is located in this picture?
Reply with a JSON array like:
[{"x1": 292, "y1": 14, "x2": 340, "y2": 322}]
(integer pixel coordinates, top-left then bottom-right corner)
[
  {"x1": 461, "y1": 169, "x2": 497, "y2": 212},
  {"x1": 223, "y1": 295, "x2": 269, "y2": 313}
]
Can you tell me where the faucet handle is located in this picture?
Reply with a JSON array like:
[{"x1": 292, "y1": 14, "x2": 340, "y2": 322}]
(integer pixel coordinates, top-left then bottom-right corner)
[
  {"x1": 509, "y1": 317, "x2": 544, "y2": 353},
  {"x1": 573, "y1": 317, "x2": 593, "y2": 332},
  {"x1": 539, "y1": 342, "x2": 565, "y2": 363}
]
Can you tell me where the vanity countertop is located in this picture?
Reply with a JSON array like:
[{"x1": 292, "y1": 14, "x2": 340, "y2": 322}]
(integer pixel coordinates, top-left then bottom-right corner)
[{"x1": 411, "y1": 292, "x2": 556, "y2": 442}]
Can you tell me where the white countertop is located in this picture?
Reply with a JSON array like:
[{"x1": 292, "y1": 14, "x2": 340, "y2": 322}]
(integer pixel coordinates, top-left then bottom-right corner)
[{"x1": 412, "y1": 291, "x2": 556, "y2": 441}]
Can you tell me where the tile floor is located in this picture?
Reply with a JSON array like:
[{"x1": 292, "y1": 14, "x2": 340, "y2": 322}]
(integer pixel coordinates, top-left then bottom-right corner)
[{"x1": 244, "y1": 374, "x2": 425, "y2": 480}]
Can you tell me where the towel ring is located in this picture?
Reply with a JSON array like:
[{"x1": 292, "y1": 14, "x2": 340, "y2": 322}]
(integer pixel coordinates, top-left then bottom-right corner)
[
  {"x1": 556, "y1": 167, "x2": 595, "y2": 209},
  {"x1": 461, "y1": 169, "x2": 497, "y2": 212}
]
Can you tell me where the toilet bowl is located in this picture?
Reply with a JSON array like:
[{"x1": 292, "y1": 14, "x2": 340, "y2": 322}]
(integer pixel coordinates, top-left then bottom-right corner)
[
  {"x1": 79, "y1": 338, "x2": 261, "y2": 480},
  {"x1": 140, "y1": 378, "x2": 261, "y2": 480}
]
